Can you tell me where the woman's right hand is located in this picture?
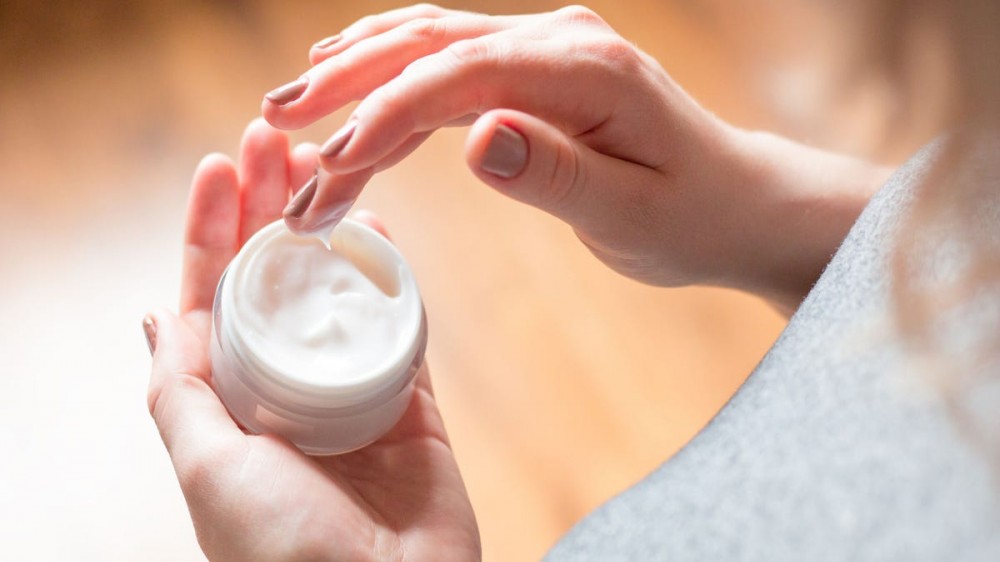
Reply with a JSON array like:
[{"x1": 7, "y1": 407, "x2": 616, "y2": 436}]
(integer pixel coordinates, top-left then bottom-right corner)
[{"x1": 264, "y1": 4, "x2": 889, "y2": 313}]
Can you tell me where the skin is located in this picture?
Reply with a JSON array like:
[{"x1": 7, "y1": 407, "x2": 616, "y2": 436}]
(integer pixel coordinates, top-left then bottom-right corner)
[{"x1": 148, "y1": 4, "x2": 896, "y2": 560}]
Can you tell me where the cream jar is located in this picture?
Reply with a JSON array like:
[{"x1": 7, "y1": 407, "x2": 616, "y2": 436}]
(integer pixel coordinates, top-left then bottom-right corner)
[{"x1": 210, "y1": 218, "x2": 426, "y2": 455}]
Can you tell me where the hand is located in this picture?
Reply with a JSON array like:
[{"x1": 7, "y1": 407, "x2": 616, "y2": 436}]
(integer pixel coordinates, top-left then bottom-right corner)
[
  {"x1": 143, "y1": 119, "x2": 480, "y2": 562},
  {"x1": 262, "y1": 4, "x2": 890, "y2": 314}
]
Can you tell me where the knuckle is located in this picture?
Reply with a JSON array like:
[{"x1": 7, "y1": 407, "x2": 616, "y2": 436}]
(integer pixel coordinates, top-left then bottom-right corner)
[
  {"x1": 175, "y1": 448, "x2": 218, "y2": 492},
  {"x1": 148, "y1": 371, "x2": 205, "y2": 425},
  {"x1": 352, "y1": 14, "x2": 377, "y2": 33},
  {"x1": 175, "y1": 447, "x2": 240, "y2": 509},
  {"x1": 443, "y1": 38, "x2": 491, "y2": 66},
  {"x1": 396, "y1": 38, "x2": 490, "y2": 82},
  {"x1": 402, "y1": 17, "x2": 445, "y2": 42},
  {"x1": 554, "y1": 5, "x2": 607, "y2": 27},
  {"x1": 175, "y1": 451, "x2": 230, "y2": 497},
  {"x1": 579, "y1": 36, "x2": 641, "y2": 74},
  {"x1": 589, "y1": 37, "x2": 638, "y2": 64},
  {"x1": 173, "y1": 430, "x2": 242, "y2": 497},
  {"x1": 412, "y1": 2, "x2": 446, "y2": 17}
]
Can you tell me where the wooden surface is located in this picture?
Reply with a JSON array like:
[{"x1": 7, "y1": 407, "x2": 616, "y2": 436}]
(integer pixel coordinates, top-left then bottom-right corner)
[{"x1": 0, "y1": 1, "x2": 931, "y2": 560}]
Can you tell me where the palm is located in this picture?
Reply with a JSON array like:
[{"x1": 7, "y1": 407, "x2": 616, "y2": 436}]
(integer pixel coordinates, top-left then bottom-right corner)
[{"x1": 148, "y1": 120, "x2": 478, "y2": 561}]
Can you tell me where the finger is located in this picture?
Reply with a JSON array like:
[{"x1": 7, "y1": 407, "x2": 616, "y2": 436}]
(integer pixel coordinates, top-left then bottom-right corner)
[
  {"x1": 465, "y1": 109, "x2": 660, "y2": 237},
  {"x1": 264, "y1": 14, "x2": 514, "y2": 130},
  {"x1": 283, "y1": 166, "x2": 375, "y2": 236},
  {"x1": 238, "y1": 118, "x2": 291, "y2": 244},
  {"x1": 351, "y1": 209, "x2": 391, "y2": 240},
  {"x1": 289, "y1": 142, "x2": 320, "y2": 192},
  {"x1": 308, "y1": 3, "x2": 458, "y2": 65},
  {"x1": 373, "y1": 130, "x2": 433, "y2": 172},
  {"x1": 310, "y1": 8, "x2": 677, "y2": 175},
  {"x1": 282, "y1": 131, "x2": 429, "y2": 234},
  {"x1": 144, "y1": 310, "x2": 242, "y2": 470},
  {"x1": 181, "y1": 153, "x2": 240, "y2": 315},
  {"x1": 312, "y1": 33, "x2": 630, "y2": 175}
]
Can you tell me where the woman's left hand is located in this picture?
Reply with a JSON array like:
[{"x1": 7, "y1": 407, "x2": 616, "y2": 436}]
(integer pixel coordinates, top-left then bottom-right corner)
[{"x1": 144, "y1": 118, "x2": 480, "y2": 562}]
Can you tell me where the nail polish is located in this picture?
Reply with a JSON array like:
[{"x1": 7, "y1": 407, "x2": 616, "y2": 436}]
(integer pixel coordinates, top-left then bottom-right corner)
[
  {"x1": 320, "y1": 121, "x2": 358, "y2": 159},
  {"x1": 313, "y1": 34, "x2": 342, "y2": 49},
  {"x1": 142, "y1": 316, "x2": 157, "y2": 356},
  {"x1": 284, "y1": 175, "x2": 318, "y2": 220},
  {"x1": 265, "y1": 77, "x2": 309, "y2": 106},
  {"x1": 481, "y1": 124, "x2": 528, "y2": 179}
]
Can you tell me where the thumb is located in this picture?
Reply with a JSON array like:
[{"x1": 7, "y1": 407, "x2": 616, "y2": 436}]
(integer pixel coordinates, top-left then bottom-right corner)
[
  {"x1": 465, "y1": 109, "x2": 656, "y2": 233},
  {"x1": 144, "y1": 309, "x2": 240, "y2": 468}
]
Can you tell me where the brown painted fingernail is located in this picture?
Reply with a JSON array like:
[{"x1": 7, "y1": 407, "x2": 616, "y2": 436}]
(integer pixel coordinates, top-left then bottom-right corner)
[
  {"x1": 481, "y1": 124, "x2": 527, "y2": 179},
  {"x1": 264, "y1": 76, "x2": 309, "y2": 106},
  {"x1": 284, "y1": 174, "x2": 318, "y2": 220},
  {"x1": 313, "y1": 34, "x2": 341, "y2": 49},
  {"x1": 320, "y1": 121, "x2": 358, "y2": 159},
  {"x1": 142, "y1": 315, "x2": 157, "y2": 356}
]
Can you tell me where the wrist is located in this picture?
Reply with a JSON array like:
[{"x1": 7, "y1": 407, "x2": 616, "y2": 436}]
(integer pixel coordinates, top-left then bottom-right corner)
[{"x1": 718, "y1": 127, "x2": 891, "y2": 314}]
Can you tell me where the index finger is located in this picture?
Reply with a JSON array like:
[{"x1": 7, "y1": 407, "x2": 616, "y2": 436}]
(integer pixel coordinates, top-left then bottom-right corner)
[
  {"x1": 263, "y1": 13, "x2": 517, "y2": 130},
  {"x1": 308, "y1": 3, "x2": 458, "y2": 65}
]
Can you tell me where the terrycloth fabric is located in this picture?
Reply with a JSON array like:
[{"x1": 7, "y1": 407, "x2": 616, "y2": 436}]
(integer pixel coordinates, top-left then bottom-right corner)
[{"x1": 546, "y1": 140, "x2": 1000, "y2": 561}]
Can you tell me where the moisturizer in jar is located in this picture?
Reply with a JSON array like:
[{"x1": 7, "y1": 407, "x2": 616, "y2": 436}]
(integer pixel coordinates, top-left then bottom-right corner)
[{"x1": 210, "y1": 218, "x2": 426, "y2": 455}]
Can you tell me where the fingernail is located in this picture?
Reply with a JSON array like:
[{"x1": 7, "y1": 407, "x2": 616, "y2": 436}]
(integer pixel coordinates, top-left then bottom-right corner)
[
  {"x1": 142, "y1": 315, "x2": 157, "y2": 356},
  {"x1": 264, "y1": 76, "x2": 309, "y2": 106},
  {"x1": 481, "y1": 124, "x2": 527, "y2": 179},
  {"x1": 284, "y1": 174, "x2": 318, "y2": 220},
  {"x1": 313, "y1": 34, "x2": 341, "y2": 49},
  {"x1": 320, "y1": 121, "x2": 358, "y2": 159}
]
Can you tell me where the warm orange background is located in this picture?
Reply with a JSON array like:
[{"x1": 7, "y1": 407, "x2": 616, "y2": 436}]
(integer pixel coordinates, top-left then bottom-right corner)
[{"x1": 0, "y1": 1, "x2": 933, "y2": 560}]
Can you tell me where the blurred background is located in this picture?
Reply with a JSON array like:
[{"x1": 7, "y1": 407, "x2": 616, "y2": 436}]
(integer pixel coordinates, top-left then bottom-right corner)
[{"x1": 0, "y1": 1, "x2": 938, "y2": 560}]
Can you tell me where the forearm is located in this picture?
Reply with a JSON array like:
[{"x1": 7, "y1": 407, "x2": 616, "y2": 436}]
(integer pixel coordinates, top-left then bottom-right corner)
[{"x1": 718, "y1": 128, "x2": 893, "y2": 315}]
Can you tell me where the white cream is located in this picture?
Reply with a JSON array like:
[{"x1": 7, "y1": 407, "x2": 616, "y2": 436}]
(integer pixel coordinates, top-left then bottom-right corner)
[
  {"x1": 210, "y1": 219, "x2": 426, "y2": 455},
  {"x1": 235, "y1": 231, "x2": 406, "y2": 386}
]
